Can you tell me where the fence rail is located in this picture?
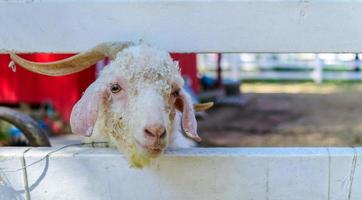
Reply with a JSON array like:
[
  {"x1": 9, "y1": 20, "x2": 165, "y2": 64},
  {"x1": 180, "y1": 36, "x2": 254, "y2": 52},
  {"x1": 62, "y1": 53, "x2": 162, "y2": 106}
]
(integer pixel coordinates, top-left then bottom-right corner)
[
  {"x1": 2, "y1": 0, "x2": 362, "y2": 53},
  {"x1": 206, "y1": 71, "x2": 362, "y2": 82},
  {"x1": 1, "y1": 147, "x2": 362, "y2": 200}
]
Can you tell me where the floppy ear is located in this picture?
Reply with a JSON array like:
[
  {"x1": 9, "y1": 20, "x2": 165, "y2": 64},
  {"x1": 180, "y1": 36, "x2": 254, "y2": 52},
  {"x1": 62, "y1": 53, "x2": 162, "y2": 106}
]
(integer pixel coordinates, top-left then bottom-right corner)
[
  {"x1": 175, "y1": 89, "x2": 202, "y2": 142},
  {"x1": 70, "y1": 80, "x2": 108, "y2": 137}
]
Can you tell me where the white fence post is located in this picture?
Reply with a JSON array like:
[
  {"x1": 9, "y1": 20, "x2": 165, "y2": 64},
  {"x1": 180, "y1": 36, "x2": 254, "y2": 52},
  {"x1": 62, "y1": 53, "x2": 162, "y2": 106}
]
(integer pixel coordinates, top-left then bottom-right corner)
[{"x1": 312, "y1": 55, "x2": 324, "y2": 84}]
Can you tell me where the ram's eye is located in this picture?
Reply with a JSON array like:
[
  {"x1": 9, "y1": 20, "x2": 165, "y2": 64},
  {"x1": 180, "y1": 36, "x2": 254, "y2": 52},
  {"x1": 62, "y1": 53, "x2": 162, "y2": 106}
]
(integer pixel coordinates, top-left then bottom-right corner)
[
  {"x1": 172, "y1": 89, "x2": 180, "y2": 97},
  {"x1": 110, "y1": 83, "x2": 122, "y2": 93}
]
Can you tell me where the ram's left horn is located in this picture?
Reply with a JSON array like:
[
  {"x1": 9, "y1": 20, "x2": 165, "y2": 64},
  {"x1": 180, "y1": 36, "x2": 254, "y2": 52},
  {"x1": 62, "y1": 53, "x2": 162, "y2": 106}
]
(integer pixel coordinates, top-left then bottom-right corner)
[{"x1": 10, "y1": 42, "x2": 133, "y2": 76}]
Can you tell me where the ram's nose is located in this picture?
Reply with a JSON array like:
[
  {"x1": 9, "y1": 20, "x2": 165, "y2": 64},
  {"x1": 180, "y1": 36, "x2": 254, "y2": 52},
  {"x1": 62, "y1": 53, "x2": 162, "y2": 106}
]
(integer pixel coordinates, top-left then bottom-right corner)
[{"x1": 144, "y1": 124, "x2": 166, "y2": 139}]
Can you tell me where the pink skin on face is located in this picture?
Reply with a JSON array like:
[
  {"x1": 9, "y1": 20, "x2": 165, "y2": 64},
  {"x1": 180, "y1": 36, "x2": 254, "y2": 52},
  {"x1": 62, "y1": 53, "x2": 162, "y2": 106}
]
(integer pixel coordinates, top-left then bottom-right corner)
[{"x1": 70, "y1": 76, "x2": 199, "y2": 157}]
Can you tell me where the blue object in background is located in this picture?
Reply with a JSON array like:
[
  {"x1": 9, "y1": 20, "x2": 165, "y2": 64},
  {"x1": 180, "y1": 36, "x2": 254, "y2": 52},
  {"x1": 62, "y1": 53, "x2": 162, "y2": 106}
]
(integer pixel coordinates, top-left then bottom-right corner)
[
  {"x1": 9, "y1": 126, "x2": 22, "y2": 138},
  {"x1": 200, "y1": 75, "x2": 216, "y2": 89}
]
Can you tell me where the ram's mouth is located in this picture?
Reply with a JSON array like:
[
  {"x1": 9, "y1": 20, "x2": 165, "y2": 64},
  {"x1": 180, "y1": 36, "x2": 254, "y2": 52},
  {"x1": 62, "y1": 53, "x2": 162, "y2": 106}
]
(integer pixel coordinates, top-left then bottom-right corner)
[{"x1": 135, "y1": 140, "x2": 164, "y2": 156}]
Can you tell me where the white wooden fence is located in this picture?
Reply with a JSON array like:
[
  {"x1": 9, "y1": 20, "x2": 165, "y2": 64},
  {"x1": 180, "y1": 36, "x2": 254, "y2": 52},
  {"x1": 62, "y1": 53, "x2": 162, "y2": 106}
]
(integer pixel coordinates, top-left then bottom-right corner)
[
  {"x1": 1, "y1": 0, "x2": 362, "y2": 199},
  {"x1": 1, "y1": 147, "x2": 362, "y2": 200}
]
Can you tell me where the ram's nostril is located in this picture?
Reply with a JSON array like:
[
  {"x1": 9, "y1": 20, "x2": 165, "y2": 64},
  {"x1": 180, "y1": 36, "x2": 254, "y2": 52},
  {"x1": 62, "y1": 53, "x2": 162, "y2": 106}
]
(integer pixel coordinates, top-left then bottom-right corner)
[
  {"x1": 144, "y1": 124, "x2": 166, "y2": 139},
  {"x1": 144, "y1": 128, "x2": 156, "y2": 138},
  {"x1": 160, "y1": 130, "x2": 166, "y2": 138}
]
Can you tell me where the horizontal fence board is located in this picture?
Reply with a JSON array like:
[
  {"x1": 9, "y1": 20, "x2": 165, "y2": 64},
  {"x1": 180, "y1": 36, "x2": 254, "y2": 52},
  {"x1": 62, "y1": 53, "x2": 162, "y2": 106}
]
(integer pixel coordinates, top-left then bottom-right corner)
[
  {"x1": 1, "y1": 1, "x2": 362, "y2": 53},
  {"x1": 1, "y1": 147, "x2": 362, "y2": 199}
]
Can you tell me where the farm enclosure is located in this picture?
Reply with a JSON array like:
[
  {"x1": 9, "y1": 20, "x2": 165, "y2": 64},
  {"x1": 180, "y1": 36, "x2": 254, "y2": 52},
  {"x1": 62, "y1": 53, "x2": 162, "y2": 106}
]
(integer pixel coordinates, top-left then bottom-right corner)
[{"x1": 2, "y1": 0, "x2": 362, "y2": 199}]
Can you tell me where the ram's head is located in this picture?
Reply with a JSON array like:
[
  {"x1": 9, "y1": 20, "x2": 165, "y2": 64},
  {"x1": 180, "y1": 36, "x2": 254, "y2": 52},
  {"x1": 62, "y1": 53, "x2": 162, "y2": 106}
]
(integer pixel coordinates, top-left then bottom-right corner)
[{"x1": 10, "y1": 42, "x2": 212, "y2": 167}]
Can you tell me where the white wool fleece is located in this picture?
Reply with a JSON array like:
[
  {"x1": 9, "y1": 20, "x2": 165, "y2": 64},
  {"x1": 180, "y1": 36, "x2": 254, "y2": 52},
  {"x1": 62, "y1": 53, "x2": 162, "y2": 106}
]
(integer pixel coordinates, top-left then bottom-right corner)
[{"x1": 84, "y1": 44, "x2": 195, "y2": 159}]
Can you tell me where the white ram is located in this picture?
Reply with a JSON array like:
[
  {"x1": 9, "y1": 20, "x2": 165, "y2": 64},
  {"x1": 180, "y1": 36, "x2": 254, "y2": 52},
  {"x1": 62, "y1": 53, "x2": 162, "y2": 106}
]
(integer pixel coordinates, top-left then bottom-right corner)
[{"x1": 10, "y1": 42, "x2": 212, "y2": 168}]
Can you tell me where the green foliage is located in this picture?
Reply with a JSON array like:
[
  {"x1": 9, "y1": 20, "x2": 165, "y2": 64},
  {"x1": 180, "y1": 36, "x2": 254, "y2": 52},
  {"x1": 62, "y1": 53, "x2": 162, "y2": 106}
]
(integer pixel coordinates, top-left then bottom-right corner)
[{"x1": 0, "y1": 121, "x2": 10, "y2": 141}]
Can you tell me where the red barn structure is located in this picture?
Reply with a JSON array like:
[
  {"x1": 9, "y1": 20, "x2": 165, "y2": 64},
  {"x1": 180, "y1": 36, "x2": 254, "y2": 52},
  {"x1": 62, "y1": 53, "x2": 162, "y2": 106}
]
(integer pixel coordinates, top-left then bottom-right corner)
[{"x1": 0, "y1": 53, "x2": 198, "y2": 121}]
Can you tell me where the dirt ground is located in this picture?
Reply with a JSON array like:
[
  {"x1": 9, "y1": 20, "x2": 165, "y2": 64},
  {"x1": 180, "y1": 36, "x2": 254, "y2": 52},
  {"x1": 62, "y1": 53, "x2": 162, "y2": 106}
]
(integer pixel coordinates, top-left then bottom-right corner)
[{"x1": 198, "y1": 82, "x2": 362, "y2": 147}]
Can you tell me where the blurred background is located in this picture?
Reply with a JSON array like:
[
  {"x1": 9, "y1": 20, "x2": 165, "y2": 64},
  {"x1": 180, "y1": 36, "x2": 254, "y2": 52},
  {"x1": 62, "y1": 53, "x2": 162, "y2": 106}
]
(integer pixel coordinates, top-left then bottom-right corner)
[{"x1": 2, "y1": 52, "x2": 362, "y2": 147}]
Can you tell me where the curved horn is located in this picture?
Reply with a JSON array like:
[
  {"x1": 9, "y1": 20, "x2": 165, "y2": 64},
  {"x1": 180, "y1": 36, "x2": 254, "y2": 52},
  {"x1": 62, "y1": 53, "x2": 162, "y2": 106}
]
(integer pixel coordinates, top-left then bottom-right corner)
[
  {"x1": 194, "y1": 102, "x2": 214, "y2": 112},
  {"x1": 10, "y1": 41, "x2": 133, "y2": 76}
]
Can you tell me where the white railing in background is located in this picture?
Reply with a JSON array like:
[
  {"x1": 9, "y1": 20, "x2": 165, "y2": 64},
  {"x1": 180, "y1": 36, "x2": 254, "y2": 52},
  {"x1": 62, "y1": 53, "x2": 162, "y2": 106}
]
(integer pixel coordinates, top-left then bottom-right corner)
[
  {"x1": 198, "y1": 53, "x2": 362, "y2": 83},
  {"x1": 1, "y1": 0, "x2": 362, "y2": 199}
]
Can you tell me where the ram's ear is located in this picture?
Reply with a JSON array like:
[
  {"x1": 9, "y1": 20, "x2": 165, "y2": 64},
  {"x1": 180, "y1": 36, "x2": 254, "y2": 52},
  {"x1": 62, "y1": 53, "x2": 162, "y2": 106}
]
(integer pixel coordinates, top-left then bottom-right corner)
[
  {"x1": 70, "y1": 80, "x2": 108, "y2": 137},
  {"x1": 175, "y1": 89, "x2": 201, "y2": 142}
]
